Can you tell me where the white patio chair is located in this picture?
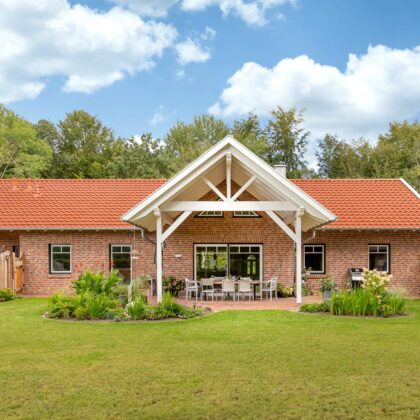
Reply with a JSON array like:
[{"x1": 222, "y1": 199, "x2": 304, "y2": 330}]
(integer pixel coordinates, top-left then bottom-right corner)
[
  {"x1": 261, "y1": 277, "x2": 278, "y2": 300},
  {"x1": 201, "y1": 278, "x2": 216, "y2": 301},
  {"x1": 185, "y1": 278, "x2": 200, "y2": 301},
  {"x1": 237, "y1": 280, "x2": 253, "y2": 301},
  {"x1": 222, "y1": 280, "x2": 236, "y2": 301}
]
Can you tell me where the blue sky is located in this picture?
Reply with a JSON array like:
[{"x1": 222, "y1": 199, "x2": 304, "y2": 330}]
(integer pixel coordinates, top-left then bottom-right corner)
[{"x1": 2, "y1": 0, "x2": 420, "y2": 149}]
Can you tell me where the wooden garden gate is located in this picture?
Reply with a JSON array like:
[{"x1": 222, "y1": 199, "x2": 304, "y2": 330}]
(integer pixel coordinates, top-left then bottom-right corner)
[{"x1": 0, "y1": 251, "x2": 24, "y2": 292}]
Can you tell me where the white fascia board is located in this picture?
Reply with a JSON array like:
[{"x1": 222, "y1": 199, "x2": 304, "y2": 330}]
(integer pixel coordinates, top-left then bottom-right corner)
[
  {"x1": 400, "y1": 178, "x2": 420, "y2": 199},
  {"x1": 228, "y1": 142, "x2": 336, "y2": 222},
  {"x1": 122, "y1": 134, "x2": 336, "y2": 224},
  {"x1": 122, "y1": 139, "x2": 233, "y2": 222}
]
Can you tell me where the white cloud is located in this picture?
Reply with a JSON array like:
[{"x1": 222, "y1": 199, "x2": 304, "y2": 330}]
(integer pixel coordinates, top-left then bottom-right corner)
[
  {"x1": 210, "y1": 45, "x2": 420, "y2": 141},
  {"x1": 150, "y1": 105, "x2": 167, "y2": 126},
  {"x1": 175, "y1": 38, "x2": 211, "y2": 65},
  {"x1": 111, "y1": 0, "x2": 295, "y2": 26},
  {"x1": 0, "y1": 0, "x2": 177, "y2": 102},
  {"x1": 180, "y1": 0, "x2": 295, "y2": 26},
  {"x1": 109, "y1": 0, "x2": 179, "y2": 17},
  {"x1": 201, "y1": 26, "x2": 217, "y2": 41}
]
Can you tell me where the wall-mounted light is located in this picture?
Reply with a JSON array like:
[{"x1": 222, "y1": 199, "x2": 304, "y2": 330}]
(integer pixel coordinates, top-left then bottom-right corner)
[
  {"x1": 175, "y1": 254, "x2": 182, "y2": 260},
  {"x1": 130, "y1": 249, "x2": 140, "y2": 260}
]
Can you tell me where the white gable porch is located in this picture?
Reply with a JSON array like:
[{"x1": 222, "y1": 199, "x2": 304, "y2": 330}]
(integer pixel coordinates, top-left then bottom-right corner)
[{"x1": 123, "y1": 136, "x2": 336, "y2": 304}]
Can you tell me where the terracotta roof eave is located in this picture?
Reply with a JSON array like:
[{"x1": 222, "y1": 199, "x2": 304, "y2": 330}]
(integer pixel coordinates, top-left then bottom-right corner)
[
  {"x1": 318, "y1": 226, "x2": 420, "y2": 231},
  {"x1": 0, "y1": 227, "x2": 141, "y2": 231}
]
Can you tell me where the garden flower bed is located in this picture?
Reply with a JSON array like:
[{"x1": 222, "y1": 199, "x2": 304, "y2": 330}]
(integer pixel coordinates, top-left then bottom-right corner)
[
  {"x1": 46, "y1": 270, "x2": 204, "y2": 322},
  {"x1": 300, "y1": 269, "x2": 408, "y2": 317}
]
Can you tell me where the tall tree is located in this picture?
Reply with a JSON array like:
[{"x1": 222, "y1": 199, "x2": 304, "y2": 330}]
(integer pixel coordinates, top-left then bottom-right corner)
[
  {"x1": 34, "y1": 119, "x2": 60, "y2": 177},
  {"x1": 0, "y1": 105, "x2": 52, "y2": 178},
  {"x1": 54, "y1": 110, "x2": 119, "y2": 178},
  {"x1": 373, "y1": 121, "x2": 420, "y2": 190},
  {"x1": 266, "y1": 107, "x2": 310, "y2": 178},
  {"x1": 316, "y1": 134, "x2": 344, "y2": 178},
  {"x1": 162, "y1": 115, "x2": 229, "y2": 175},
  {"x1": 231, "y1": 113, "x2": 268, "y2": 159},
  {"x1": 316, "y1": 135, "x2": 375, "y2": 178},
  {"x1": 107, "y1": 134, "x2": 165, "y2": 179}
]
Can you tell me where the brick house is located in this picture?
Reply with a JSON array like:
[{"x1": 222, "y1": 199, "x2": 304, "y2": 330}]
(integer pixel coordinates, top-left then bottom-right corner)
[{"x1": 0, "y1": 136, "x2": 419, "y2": 299}]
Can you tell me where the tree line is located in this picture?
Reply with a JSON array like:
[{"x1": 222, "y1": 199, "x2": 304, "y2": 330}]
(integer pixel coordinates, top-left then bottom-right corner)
[{"x1": 0, "y1": 104, "x2": 418, "y2": 189}]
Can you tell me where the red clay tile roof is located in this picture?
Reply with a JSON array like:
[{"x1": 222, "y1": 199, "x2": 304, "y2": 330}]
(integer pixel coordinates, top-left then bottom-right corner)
[
  {"x1": 0, "y1": 178, "x2": 418, "y2": 230},
  {"x1": 293, "y1": 179, "x2": 420, "y2": 229},
  {"x1": 0, "y1": 179, "x2": 166, "y2": 229}
]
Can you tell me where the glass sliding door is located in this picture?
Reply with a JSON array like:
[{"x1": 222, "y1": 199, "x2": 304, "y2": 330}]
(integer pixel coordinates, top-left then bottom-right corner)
[
  {"x1": 194, "y1": 244, "x2": 262, "y2": 281},
  {"x1": 229, "y1": 245, "x2": 262, "y2": 280},
  {"x1": 194, "y1": 245, "x2": 228, "y2": 280}
]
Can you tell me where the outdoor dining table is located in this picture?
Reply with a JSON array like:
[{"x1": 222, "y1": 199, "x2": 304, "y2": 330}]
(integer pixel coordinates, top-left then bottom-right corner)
[{"x1": 206, "y1": 279, "x2": 262, "y2": 300}]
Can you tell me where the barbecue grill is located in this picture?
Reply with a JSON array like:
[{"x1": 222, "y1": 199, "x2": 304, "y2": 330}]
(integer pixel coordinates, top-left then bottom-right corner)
[{"x1": 348, "y1": 268, "x2": 363, "y2": 288}]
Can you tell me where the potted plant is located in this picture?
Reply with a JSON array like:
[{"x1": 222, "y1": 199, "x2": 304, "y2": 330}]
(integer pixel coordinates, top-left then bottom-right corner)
[{"x1": 321, "y1": 275, "x2": 337, "y2": 301}]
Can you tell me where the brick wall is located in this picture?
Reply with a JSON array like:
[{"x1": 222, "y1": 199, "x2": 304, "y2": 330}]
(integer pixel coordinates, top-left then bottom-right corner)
[
  {"x1": 19, "y1": 230, "x2": 154, "y2": 295},
  {"x1": 2, "y1": 224, "x2": 419, "y2": 297},
  {"x1": 0, "y1": 232, "x2": 20, "y2": 254},
  {"x1": 304, "y1": 230, "x2": 420, "y2": 296}
]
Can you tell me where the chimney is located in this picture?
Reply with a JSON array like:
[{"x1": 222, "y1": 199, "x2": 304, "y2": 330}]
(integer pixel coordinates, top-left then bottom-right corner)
[{"x1": 274, "y1": 163, "x2": 287, "y2": 177}]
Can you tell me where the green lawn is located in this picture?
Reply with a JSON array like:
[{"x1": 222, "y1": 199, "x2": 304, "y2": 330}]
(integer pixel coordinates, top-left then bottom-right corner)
[{"x1": 1, "y1": 299, "x2": 420, "y2": 419}]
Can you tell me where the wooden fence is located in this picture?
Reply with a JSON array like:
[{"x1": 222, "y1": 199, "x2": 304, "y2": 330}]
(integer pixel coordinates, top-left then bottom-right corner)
[{"x1": 0, "y1": 251, "x2": 24, "y2": 292}]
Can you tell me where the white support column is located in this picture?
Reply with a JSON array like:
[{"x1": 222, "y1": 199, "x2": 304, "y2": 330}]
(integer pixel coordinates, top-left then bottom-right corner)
[
  {"x1": 226, "y1": 153, "x2": 232, "y2": 199},
  {"x1": 154, "y1": 208, "x2": 163, "y2": 303},
  {"x1": 295, "y1": 207, "x2": 304, "y2": 305}
]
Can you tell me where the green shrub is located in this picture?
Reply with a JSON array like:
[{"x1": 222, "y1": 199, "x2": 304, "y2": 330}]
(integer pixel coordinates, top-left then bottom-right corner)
[
  {"x1": 126, "y1": 292, "x2": 203, "y2": 321},
  {"x1": 72, "y1": 269, "x2": 121, "y2": 297},
  {"x1": 81, "y1": 293, "x2": 118, "y2": 320},
  {"x1": 163, "y1": 275, "x2": 184, "y2": 297},
  {"x1": 115, "y1": 284, "x2": 129, "y2": 305},
  {"x1": 129, "y1": 276, "x2": 149, "y2": 302},
  {"x1": 0, "y1": 288, "x2": 16, "y2": 302},
  {"x1": 327, "y1": 288, "x2": 407, "y2": 317},
  {"x1": 277, "y1": 284, "x2": 294, "y2": 297},
  {"x1": 300, "y1": 302, "x2": 329, "y2": 313},
  {"x1": 321, "y1": 275, "x2": 337, "y2": 292},
  {"x1": 361, "y1": 269, "x2": 391, "y2": 297},
  {"x1": 382, "y1": 292, "x2": 407, "y2": 316},
  {"x1": 126, "y1": 297, "x2": 147, "y2": 320},
  {"x1": 48, "y1": 293, "x2": 79, "y2": 319}
]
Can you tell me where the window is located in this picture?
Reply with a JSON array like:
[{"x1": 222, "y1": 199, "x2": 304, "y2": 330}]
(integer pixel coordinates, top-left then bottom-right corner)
[
  {"x1": 369, "y1": 245, "x2": 390, "y2": 273},
  {"x1": 194, "y1": 244, "x2": 262, "y2": 281},
  {"x1": 49, "y1": 244, "x2": 71, "y2": 274},
  {"x1": 195, "y1": 245, "x2": 228, "y2": 279},
  {"x1": 233, "y1": 211, "x2": 260, "y2": 217},
  {"x1": 304, "y1": 245, "x2": 325, "y2": 274},
  {"x1": 110, "y1": 244, "x2": 132, "y2": 281},
  {"x1": 196, "y1": 210, "x2": 224, "y2": 217},
  {"x1": 229, "y1": 245, "x2": 262, "y2": 280}
]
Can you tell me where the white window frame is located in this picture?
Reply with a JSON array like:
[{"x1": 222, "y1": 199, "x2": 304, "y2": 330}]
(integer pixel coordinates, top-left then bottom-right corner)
[
  {"x1": 50, "y1": 244, "x2": 72, "y2": 274},
  {"x1": 228, "y1": 244, "x2": 263, "y2": 281},
  {"x1": 303, "y1": 244, "x2": 325, "y2": 274},
  {"x1": 196, "y1": 210, "x2": 224, "y2": 217},
  {"x1": 368, "y1": 244, "x2": 390, "y2": 273},
  {"x1": 110, "y1": 244, "x2": 132, "y2": 274},
  {"x1": 194, "y1": 243, "x2": 263, "y2": 281},
  {"x1": 194, "y1": 244, "x2": 228, "y2": 280},
  {"x1": 233, "y1": 211, "x2": 260, "y2": 217}
]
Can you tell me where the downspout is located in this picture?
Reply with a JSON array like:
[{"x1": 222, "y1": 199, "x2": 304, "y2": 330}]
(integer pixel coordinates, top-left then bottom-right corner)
[{"x1": 303, "y1": 229, "x2": 317, "y2": 244}]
